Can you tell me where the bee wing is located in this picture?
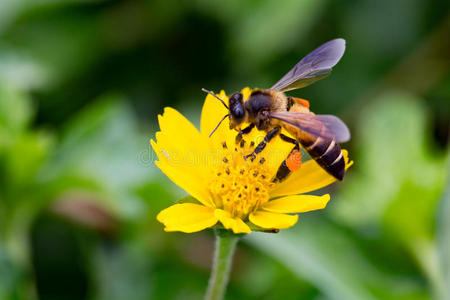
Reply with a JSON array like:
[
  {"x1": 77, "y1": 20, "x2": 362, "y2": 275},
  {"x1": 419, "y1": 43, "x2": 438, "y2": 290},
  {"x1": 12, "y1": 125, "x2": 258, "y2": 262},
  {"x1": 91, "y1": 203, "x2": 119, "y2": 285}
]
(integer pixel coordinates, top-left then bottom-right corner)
[
  {"x1": 270, "y1": 39, "x2": 346, "y2": 92},
  {"x1": 270, "y1": 111, "x2": 350, "y2": 143}
]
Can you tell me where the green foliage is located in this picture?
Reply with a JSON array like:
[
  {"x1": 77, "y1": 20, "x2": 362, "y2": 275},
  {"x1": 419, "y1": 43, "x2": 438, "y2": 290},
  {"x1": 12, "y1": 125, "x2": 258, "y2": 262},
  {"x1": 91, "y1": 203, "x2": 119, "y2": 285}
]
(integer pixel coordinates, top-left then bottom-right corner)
[
  {"x1": 333, "y1": 92, "x2": 446, "y2": 231},
  {"x1": 331, "y1": 92, "x2": 448, "y2": 297},
  {"x1": 0, "y1": 0, "x2": 448, "y2": 299},
  {"x1": 438, "y1": 178, "x2": 450, "y2": 298},
  {"x1": 246, "y1": 92, "x2": 448, "y2": 300}
]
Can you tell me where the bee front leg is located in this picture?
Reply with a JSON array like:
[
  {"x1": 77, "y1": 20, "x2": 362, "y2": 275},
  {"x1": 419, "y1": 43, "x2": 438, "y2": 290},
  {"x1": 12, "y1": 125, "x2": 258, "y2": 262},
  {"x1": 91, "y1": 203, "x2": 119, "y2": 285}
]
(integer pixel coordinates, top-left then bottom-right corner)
[
  {"x1": 244, "y1": 126, "x2": 281, "y2": 160},
  {"x1": 235, "y1": 123, "x2": 255, "y2": 144}
]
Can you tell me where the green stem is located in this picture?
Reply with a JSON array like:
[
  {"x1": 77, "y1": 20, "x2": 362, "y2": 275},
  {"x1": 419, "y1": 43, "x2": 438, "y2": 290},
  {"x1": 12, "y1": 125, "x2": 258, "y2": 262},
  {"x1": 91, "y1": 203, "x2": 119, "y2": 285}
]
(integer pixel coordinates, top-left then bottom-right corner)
[{"x1": 205, "y1": 230, "x2": 239, "y2": 300}]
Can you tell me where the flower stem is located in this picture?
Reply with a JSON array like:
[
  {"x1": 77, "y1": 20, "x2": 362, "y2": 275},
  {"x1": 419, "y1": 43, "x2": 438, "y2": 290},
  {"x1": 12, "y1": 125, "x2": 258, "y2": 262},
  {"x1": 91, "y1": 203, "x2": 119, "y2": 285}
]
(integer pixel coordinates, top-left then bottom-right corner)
[{"x1": 205, "y1": 230, "x2": 239, "y2": 300}]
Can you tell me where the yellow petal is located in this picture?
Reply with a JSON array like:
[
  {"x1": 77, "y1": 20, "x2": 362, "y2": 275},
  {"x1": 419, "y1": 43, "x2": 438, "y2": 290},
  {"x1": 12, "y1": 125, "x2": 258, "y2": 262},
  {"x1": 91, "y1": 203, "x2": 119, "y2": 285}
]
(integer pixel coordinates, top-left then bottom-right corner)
[
  {"x1": 270, "y1": 149, "x2": 353, "y2": 198},
  {"x1": 155, "y1": 108, "x2": 209, "y2": 171},
  {"x1": 262, "y1": 194, "x2": 330, "y2": 213},
  {"x1": 151, "y1": 140, "x2": 213, "y2": 207},
  {"x1": 157, "y1": 107, "x2": 208, "y2": 152},
  {"x1": 200, "y1": 87, "x2": 252, "y2": 140},
  {"x1": 151, "y1": 107, "x2": 214, "y2": 206},
  {"x1": 249, "y1": 210, "x2": 298, "y2": 229},
  {"x1": 214, "y1": 209, "x2": 251, "y2": 234},
  {"x1": 240, "y1": 87, "x2": 252, "y2": 100},
  {"x1": 200, "y1": 90, "x2": 229, "y2": 143},
  {"x1": 157, "y1": 203, "x2": 218, "y2": 233}
]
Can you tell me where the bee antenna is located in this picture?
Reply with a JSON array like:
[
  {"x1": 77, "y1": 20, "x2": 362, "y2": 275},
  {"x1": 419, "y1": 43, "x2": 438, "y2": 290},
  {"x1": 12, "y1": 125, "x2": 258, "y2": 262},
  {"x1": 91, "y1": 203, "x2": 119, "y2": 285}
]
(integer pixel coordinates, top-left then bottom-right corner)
[
  {"x1": 209, "y1": 114, "x2": 230, "y2": 138},
  {"x1": 202, "y1": 88, "x2": 229, "y2": 109}
]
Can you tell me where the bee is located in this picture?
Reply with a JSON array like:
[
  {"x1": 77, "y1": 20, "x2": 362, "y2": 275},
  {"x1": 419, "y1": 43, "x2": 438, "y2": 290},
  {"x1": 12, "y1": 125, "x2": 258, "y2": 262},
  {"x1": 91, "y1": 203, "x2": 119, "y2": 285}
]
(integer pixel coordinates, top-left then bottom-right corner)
[{"x1": 204, "y1": 38, "x2": 350, "y2": 181}]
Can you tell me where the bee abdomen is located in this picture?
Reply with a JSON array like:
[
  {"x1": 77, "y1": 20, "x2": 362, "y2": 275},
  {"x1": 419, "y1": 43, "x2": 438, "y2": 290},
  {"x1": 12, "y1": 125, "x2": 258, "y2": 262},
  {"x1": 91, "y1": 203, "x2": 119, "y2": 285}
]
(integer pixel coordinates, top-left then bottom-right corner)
[{"x1": 300, "y1": 136, "x2": 345, "y2": 180}]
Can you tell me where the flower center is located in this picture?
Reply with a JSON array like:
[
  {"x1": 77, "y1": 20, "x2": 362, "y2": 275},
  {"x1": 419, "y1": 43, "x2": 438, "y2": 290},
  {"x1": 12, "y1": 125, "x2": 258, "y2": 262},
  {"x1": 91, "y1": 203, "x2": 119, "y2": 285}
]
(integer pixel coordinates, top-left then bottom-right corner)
[{"x1": 208, "y1": 139, "x2": 274, "y2": 219}]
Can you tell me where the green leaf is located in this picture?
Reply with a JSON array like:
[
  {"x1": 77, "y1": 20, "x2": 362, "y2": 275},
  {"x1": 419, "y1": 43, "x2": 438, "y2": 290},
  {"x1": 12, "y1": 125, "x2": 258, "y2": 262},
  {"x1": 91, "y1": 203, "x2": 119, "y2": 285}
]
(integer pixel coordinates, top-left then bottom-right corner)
[
  {"x1": 196, "y1": 0, "x2": 325, "y2": 67},
  {"x1": 233, "y1": 0, "x2": 326, "y2": 65},
  {"x1": 0, "y1": 85, "x2": 31, "y2": 147},
  {"x1": 437, "y1": 160, "x2": 450, "y2": 300},
  {"x1": 93, "y1": 243, "x2": 153, "y2": 300},
  {"x1": 247, "y1": 219, "x2": 428, "y2": 300},
  {"x1": 4, "y1": 131, "x2": 53, "y2": 191},
  {"x1": 332, "y1": 91, "x2": 447, "y2": 236},
  {"x1": 176, "y1": 196, "x2": 202, "y2": 205},
  {"x1": 39, "y1": 93, "x2": 156, "y2": 219},
  {"x1": 0, "y1": 46, "x2": 48, "y2": 90},
  {"x1": 330, "y1": 91, "x2": 448, "y2": 297},
  {"x1": 0, "y1": 243, "x2": 22, "y2": 299}
]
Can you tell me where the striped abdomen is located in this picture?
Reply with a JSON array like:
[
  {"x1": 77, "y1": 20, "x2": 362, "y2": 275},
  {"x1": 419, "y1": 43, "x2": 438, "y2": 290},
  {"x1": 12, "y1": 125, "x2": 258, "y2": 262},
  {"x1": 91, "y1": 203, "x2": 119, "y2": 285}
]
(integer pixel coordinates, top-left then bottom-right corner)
[{"x1": 299, "y1": 134, "x2": 345, "y2": 180}]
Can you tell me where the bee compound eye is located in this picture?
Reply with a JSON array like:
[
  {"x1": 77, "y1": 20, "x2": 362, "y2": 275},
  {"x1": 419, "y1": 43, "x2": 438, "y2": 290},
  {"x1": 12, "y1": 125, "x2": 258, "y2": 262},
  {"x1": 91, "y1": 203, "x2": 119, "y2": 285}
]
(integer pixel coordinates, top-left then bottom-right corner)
[
  {"x1": 230, "y1": 93, "x2": 245, "y2": 120},
  {"x1": 230, "y1": 93, "x2": 243, "y2": 103},
  {"x1": 232, "y1": 105, "x2": 245, "y2": 119}
]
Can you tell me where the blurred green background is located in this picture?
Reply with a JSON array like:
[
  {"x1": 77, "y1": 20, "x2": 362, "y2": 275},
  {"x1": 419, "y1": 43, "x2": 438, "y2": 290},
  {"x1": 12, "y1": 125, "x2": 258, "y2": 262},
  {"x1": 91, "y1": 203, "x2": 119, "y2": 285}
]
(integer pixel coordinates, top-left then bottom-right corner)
[{"x1": 0, "y1": 0, "x2": 449, "y2": 299}]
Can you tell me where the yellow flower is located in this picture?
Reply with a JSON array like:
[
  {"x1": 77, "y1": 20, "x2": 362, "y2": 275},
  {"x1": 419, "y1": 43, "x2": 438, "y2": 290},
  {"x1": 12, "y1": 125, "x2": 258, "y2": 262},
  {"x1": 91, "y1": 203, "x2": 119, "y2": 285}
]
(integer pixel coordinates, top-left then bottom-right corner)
[{"x1": 151, "y1": 88, "x2": 352, "y2": 234}]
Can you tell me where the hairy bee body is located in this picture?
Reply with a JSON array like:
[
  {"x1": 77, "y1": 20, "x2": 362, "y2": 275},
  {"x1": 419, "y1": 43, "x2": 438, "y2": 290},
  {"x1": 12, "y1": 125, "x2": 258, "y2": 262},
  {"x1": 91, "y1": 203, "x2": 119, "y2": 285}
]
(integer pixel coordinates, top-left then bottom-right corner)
[
  {"x1": 242, "y1": 90, "x2": 345, "y2": 181},
  {"x1": 207, "y1": 38, "x2": 349, "y2": 181}
]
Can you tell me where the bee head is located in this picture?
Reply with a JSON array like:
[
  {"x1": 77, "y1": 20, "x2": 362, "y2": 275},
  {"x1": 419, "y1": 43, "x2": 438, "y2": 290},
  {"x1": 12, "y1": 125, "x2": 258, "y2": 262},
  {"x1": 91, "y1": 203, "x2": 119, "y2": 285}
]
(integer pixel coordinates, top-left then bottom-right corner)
[{"x1": 228, "y1": 92, "x2": 246, "y2": 129}]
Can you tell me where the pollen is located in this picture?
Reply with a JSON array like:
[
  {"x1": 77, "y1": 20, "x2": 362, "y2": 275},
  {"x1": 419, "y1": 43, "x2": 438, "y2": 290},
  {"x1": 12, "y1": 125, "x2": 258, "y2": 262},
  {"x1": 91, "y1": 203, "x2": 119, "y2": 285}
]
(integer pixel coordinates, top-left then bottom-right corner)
[{"x1": 208, "y1": 138, "x2": 273, "y2": 220}]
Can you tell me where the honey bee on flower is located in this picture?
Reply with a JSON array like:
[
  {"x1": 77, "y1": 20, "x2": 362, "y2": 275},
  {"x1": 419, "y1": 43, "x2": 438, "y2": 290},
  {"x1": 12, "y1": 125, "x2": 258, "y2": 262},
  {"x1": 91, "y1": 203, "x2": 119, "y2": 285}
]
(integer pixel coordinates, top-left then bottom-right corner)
[{"x1": 151, "y1": 39, "x2": 352, "y2": 234}]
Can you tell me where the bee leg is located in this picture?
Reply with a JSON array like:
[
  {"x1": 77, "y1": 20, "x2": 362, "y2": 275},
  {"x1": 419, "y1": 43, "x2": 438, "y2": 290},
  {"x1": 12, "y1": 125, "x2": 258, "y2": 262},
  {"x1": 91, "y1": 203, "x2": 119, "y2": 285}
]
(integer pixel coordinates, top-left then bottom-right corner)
[
  {"x1": 244, "y1": 126, "x2": 281, "y2": 160},
  {"x1": 273, "y1": 144, "x2": 301, "y2": 183},
  {"x1": 273, "y1": 134, "x2": 300, "y2": 183},
  {"x1": 273, "y1": 160, "x2": 290, "y2": 183},
  {"x1": 279, "y1": 134, "x2": 298, "y2": 146},
  {"x1": 236, "y1": 123, "x2": 255, "y2": 144}
]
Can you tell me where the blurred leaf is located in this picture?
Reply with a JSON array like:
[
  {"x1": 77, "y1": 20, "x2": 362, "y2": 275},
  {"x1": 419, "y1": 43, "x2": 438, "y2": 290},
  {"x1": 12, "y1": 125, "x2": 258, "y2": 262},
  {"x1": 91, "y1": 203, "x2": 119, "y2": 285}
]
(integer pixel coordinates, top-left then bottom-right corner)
[
  {"x1": 247, "y1": 219, "x2": 426, "y2": 300},
  {"x1": 0, "y1": 244, "x2": 21, "y2": 299},
  {"x1": 0, "y1": 46, "x2": 49, "y2": 90},
  {"x1": 332, "y1": 91, "x2": 447, "y2": 234},
  {"x1": 0, "y1": 85, "x2": 31, "y2": 146},
  {"x1": 331, "y1": 91, "x2": 448, "y2": 297},
  {"x1": 0, "y1": 0, "x2": 96, "y2": 33},
  {"x1": 2, "y1": 6, "x2": 105, "y2": 89},
  {"x1": 437, "y1": 158, "x2": 450, "y2": 300},
  {"x1": 94, "y1": 243, "x2": 153, "y2": 300},
  {"x1": 0, "y1": 85, "x2": 51, "y2": 197},
  {"x1": 231, "y1": 0, "x2": 325, "y2": 65},
  {"x1": 40, "y1": 93, "x2": 155, "y2": 218},
  {"x1": 0, "y1": 85, "x2": 53, "y2": 266},
  {"x1": 4, "y1": 130, "x2": 53, "y2": 191},
  {"x1": 196, "y1": 0, "x2": 325, "y2": 68},
  {"x1": 176, "y1": 195, "x2": 202, "y2": 204}
]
